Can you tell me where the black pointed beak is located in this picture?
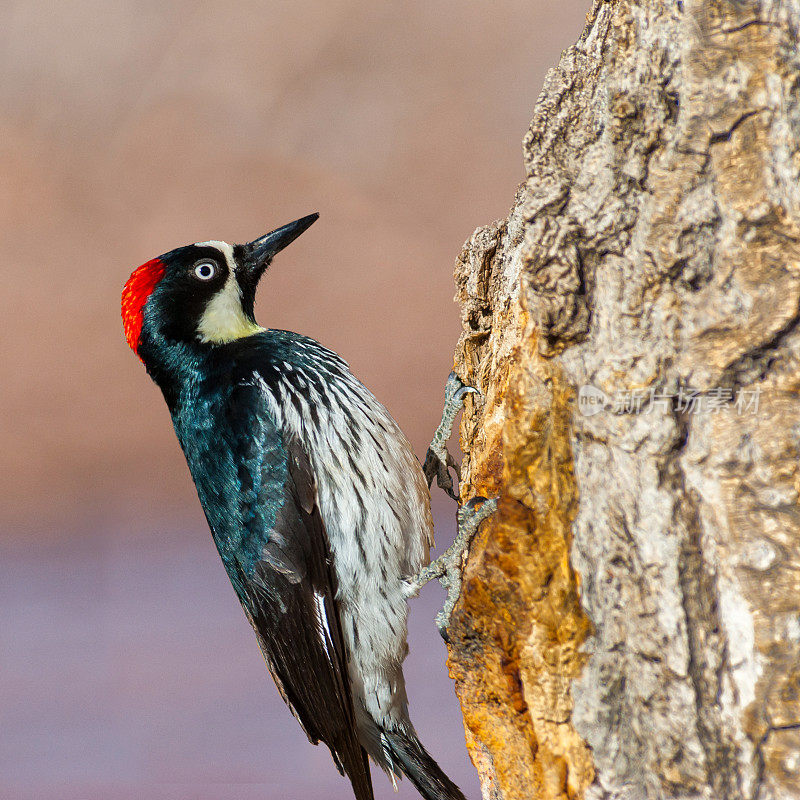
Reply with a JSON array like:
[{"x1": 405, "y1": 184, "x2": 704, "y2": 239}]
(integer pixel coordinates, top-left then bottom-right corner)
[{"x1": 241, "y1": 213, "x2": 319, "y2": 283}]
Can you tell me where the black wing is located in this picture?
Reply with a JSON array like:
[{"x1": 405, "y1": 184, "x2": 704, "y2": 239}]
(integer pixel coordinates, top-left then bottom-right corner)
[{"x1": 224, "y1": 400, "x2": 373, "y2": 800}]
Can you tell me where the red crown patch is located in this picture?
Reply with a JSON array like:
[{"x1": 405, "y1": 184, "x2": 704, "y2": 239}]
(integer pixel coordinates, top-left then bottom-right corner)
[{"x1": 122, "y1": 258, "x2": 166, "y2": 355}]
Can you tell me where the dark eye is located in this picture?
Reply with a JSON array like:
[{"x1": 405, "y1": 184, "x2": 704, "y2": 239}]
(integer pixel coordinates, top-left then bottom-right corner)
[{"x1": 194, "y1": 261, "x2": 217, "y2": 281}]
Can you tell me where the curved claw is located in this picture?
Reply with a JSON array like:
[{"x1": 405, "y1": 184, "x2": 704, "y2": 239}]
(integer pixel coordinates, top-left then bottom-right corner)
[
  {"x1": 453, "y1": 384, "x2": 478, "y2": 403},
  {"x1": 443, "y1": 372, "x2": 480, "y2": 404},
  {"x1": 423, "y1": 447, "x2": 459, "y2": 500},
  {"x1": 461, "y1": 494, "x2": 489, "y2": 513}
]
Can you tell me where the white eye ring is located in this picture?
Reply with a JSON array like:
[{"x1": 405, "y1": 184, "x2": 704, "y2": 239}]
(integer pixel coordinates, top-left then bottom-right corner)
[{"x1": 194, "y1": 261, "x2": 217, "y2": 281}]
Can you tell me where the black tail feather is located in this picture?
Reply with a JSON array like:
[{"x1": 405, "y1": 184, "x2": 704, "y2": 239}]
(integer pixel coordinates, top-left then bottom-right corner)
[
  {"x1": 382, "y1": 727, "x2": 467, "y2": 800},
  {"x1": 342, "y1": 746, "x2": 375, "y2": 800}
]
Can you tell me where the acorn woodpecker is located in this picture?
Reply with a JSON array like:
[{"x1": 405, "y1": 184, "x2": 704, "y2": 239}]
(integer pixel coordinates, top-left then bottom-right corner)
[{"x1": 121, "y1": 214, "x2": 471, "y2": 800}]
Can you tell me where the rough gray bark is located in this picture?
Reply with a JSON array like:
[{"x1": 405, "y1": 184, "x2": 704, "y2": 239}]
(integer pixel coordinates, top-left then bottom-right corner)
[{"x1": 445, "y1": 2, "x2": 800, "y2": 799}]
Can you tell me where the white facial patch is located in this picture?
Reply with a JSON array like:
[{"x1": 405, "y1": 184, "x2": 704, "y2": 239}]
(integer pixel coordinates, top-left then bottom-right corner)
[{"x1": 195, "y1": 240, "x2": 265, "y2": 344}]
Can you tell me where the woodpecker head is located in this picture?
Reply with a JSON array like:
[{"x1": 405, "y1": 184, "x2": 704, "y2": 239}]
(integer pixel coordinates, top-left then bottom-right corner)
[{"x1": 122, "y1": 214, "x2": 318, "y2": 365}]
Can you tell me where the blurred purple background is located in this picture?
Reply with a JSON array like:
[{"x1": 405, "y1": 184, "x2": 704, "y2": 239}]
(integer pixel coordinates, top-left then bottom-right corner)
[{"x1": 1, "y1": 2, "x2": 587, "y2": 797}]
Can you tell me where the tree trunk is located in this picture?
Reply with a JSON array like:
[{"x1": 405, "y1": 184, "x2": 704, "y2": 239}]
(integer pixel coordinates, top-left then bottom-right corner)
[{"x1": 445, "y1": 2, "x2": 800, "y2": 799}]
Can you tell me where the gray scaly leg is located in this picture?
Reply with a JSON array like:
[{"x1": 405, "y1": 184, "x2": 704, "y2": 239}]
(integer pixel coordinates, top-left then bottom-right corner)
[
  {"x1": 413, "y1": 496, "x2": 498, "y2": 638},
  {"x1": 422, "y1": 371, "x2": 476, "y2": 500},
  {"x1": 413, "y1": 372, "x2": 498, "y2": 638}
]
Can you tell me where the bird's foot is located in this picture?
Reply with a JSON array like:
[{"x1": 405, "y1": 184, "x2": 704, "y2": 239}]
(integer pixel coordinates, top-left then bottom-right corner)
[
  {"x1": 410, "y1": 496, "x2": 498, "y2": 640},
  {"x1": 423, "y1": 371, "x2": 478, "y2": 501}
]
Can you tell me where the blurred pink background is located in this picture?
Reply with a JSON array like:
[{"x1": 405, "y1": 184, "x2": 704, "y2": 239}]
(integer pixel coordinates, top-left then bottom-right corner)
[{"x1": 1, "y1": 1, "x2": 587, "y2": 798}]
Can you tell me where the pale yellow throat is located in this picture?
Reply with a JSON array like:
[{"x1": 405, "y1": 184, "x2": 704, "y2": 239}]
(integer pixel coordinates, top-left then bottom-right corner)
[{"x1": 197, "y1": 275, "x2": 265, "y2": 344}]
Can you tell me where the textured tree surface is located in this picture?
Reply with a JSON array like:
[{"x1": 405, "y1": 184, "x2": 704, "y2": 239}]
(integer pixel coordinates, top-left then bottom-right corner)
[{"x1": 445, "y1": 2, "x2": 800, "y2": 799}]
